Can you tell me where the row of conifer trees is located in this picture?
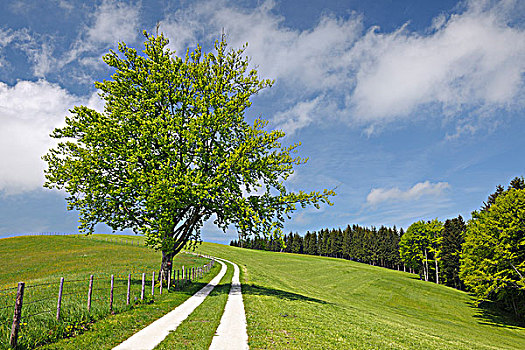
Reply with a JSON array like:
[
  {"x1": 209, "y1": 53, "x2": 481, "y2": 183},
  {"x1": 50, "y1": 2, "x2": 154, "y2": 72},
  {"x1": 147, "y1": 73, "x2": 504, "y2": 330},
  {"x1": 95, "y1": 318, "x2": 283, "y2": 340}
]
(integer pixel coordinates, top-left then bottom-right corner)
[{"x1": 230, "y1": 225, "x2": 407, "y2": 271}]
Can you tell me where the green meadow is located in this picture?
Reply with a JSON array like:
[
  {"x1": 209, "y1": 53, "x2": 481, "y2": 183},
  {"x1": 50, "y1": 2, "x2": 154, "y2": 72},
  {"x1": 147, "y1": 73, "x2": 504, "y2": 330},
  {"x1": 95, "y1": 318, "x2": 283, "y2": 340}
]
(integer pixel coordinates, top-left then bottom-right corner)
[
  {"x1": 0, "y1": 235, "x2": 214, "y2": 349},
  {"x1": 196, "y1": 243, "x2": 525, "y2": 350},
  {"x1": 1, "y1": 236, "x2": 524, "y2": 349}
]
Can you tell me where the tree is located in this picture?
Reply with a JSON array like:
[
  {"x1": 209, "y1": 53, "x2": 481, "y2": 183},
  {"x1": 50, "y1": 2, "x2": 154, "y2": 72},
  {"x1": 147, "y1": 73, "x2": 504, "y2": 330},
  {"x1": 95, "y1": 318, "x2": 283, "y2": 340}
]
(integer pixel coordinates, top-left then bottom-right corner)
[
  {"x1": 482, "y1": 176, "x2": 525, "y2": 211},
  {"x1": 43, "y1": 32, "x2": 334, "y2": 279},
  {"x1": 399, "y1": 220, "x2": 442, "y2": 282},
  {"x1": 441, "y1": 215, "x2": 466, "y2": 289},
  {"x1": 342, "y1": 225, "x2": 352, "y2": 260},
  {"x1": 291, "y1": 232, "x2": 303, "y2": 254},
  {"x1": 307, "y1": 231, "x2": 318, "y2": 255},
  {"x1": 460, "y1": 188, "x2": 525, "y2": 319}
]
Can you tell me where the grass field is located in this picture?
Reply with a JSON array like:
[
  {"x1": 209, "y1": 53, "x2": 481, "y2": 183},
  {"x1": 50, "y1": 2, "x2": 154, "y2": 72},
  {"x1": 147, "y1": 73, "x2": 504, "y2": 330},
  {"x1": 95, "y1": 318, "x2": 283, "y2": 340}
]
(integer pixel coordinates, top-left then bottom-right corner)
[
  {"x1": 2, "y1": 235, "x2": 524, "y2": 349},
  {"x1": 196, "y1": 243, "x2": 525, "y2": 350},
  {"x1": 0, "y1": 234, "x2": 214, "y2": 349}
]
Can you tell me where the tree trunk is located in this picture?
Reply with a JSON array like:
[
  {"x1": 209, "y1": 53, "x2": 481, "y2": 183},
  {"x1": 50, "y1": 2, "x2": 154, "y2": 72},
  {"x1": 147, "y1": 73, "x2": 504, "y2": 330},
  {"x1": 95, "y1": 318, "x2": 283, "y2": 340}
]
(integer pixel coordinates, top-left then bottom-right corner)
[
  {"x1": 159, "y1": 251, "x2": 174, "y2": 283},
  {"x1": 423, "y1": 249, "x2": 429, "y2": 282},
  {"x1": 435, "y1": 257, "x2": 439, "y2": 284}
]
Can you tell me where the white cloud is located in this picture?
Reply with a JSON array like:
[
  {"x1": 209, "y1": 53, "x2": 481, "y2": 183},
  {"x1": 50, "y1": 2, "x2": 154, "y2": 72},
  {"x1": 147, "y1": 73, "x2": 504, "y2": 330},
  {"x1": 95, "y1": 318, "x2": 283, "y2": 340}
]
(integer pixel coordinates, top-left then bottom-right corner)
[
  {"x1": 54, "y1": 0, "x2": 73, "y2": 12},
  {"x1": 4, "y1": 1, "x2": 142, "y2": 79},
  {"x1": 0, "y1": 80, "x2": 94, "y2": 195},
  {"x1": 366, "y1": 181, "x2": 450, "y2": 207},
  {"x1": 160, "y1": 0, "x2": 362, "y2": 89},
  {"x1": 63, "y1": 0, "x2": 141, "y2": 71},
  {"x1": 349, "y1": 1, "x2": 525, "y2": 123},
  {"x1": 86, "y1": 0, "x2": 140, "y2": 45},
  {"x1": 273, "y1": 96, "x2": 322, "y2": 135},
  {"x1": 0, "y1": 28, "x2": 32, "y2": 68},
  {"x1": 158, "y1": 0, "x2": 525, "y2": 135}
]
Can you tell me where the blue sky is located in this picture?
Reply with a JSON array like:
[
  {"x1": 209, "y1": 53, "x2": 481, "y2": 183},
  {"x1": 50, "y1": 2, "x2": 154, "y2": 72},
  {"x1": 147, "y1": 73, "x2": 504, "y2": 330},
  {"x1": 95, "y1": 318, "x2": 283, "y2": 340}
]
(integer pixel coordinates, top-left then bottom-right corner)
[{"x1": 0, "y1": 0, "x2": 524, "y2": 243}]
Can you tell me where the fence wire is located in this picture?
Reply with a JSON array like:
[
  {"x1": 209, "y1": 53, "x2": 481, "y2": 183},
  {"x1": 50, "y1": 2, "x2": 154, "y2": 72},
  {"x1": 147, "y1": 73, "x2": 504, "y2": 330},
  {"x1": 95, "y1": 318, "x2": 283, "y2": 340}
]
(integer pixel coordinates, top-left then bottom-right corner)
[
  {"x1": 22, "y1": 309, "x2": 54, "y2": 319},
  {"x1": 0, "y1": 256, "x2": 215, "y2": 350}
]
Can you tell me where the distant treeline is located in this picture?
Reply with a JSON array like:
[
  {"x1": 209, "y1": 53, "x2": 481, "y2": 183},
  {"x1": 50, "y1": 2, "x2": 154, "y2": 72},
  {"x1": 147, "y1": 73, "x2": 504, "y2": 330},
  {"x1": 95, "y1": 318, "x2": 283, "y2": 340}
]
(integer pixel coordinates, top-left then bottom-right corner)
[{"x1": 231, "y1": 225, "x2": 405, "y2": 271}]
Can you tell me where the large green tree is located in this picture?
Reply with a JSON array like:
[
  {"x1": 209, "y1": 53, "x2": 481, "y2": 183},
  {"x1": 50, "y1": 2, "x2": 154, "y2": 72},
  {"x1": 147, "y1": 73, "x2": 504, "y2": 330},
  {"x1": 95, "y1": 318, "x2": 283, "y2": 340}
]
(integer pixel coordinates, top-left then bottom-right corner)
[
  {"x1": 399, "y1": 219, "x2": 443, "y2": 282},
  {"x1": 43, "y1": 32, "x2": 334, "y2": 278},
  {"x1": 441, "y1": 215, "x2": 466, "y2": 289},
  {"x1": 460, "y1": 188, "x2": 525, "y2": 319}
]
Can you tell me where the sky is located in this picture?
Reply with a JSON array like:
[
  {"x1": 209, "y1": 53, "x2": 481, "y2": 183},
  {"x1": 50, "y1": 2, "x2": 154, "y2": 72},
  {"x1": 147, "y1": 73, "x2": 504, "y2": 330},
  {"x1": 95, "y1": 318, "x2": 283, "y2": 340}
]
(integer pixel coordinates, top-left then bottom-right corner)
[{"x1": 0, "y1": 0, "x2": 524, "y2": 244}]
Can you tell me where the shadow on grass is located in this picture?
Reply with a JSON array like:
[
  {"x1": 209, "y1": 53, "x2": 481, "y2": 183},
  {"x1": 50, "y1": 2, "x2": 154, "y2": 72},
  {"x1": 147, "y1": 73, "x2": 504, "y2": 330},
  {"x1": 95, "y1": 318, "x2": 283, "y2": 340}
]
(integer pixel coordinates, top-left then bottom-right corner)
[
  {"x1": 242, "y1": 284, "x2": 328, "y2": 304},
  {"x1": 469, "y1": 300, "x2": 524, "y2": 330}
]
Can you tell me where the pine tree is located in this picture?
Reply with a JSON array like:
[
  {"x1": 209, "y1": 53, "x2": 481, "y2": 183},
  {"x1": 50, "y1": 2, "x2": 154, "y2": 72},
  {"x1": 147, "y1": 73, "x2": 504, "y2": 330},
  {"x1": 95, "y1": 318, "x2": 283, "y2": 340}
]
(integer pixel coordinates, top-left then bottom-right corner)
[{"x1": 441, "y1": 215, "x2": 466, "y2": 289}]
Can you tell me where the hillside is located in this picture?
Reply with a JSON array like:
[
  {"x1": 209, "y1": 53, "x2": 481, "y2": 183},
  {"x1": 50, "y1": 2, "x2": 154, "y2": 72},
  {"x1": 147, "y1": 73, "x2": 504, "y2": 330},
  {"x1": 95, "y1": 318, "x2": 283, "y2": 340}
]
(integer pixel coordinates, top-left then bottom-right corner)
[
  {"x1": 196, "y1": 242, "x2": 525, "y2": 350},
  {"x1": 1, "y1": 236, "x2": 524, "y2": 349},
  {"x1": 0, "y1": 235, "x2": 215, "y2": 349}
]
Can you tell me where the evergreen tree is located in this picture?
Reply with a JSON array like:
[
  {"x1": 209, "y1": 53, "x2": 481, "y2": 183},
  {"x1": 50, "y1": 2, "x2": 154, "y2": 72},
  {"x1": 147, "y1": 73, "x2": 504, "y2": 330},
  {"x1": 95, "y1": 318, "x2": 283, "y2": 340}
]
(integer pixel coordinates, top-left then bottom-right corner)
[
  {"x1": 342, "y1": 225, "x2": 352, "y2": 260},
  {"x1": 441, "y1": 215, "x2": 466, "y2": 289},
  {"x1": 482, "y1": 176, "x2": 525, "y2": 211},
  {"x1": 329, "y1": 229, "x2": 342, "y2": 258},
  {"x1": 309, "y1": 231, "x2": 318, "y2": 255},
  {"x1": 292, "y1": 232, "x2": 303, "y2": 254}
]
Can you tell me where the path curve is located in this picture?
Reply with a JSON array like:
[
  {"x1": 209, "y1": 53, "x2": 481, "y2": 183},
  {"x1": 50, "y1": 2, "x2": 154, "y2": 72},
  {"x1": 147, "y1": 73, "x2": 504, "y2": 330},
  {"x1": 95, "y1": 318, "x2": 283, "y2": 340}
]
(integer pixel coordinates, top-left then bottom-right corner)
[
  {"x1": 112, "y1": 259, "x2": 227, "y2": 350},
  {"x1": 209, "y1": 257, "x2": 249, "y2": 350}
]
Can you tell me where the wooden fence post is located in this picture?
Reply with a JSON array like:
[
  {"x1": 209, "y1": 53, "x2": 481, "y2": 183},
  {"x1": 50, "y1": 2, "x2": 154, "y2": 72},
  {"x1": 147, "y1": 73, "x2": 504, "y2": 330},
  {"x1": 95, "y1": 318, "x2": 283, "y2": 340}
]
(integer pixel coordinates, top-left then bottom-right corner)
[
  {"x1": 160, "y1": 271, "x2": 163, "y2": 295},
  {"x1": 110, "y1": 275, "x2": 114, "y2": 313},
  {"x1": 126, "y1": 274, "x2": 131, "y2": 305},
  {"x1": 87, "y1": 275, "x2": 93, "y2": 312},
  {"x1": 141, "y1": 273, "x2": 145, "y2": 301},
  {"x1": 56, "y1": 277, "x2": 64, "y2": 320},
  {"x1": 9, "y1": 282, "x2": 25, "y2": 348},
  {"x1": 168, "y1": 270, "x2": 171, "y2": 290},
  {"x1": 151, "y1": 271, "x2": 155, "y2": 297}
]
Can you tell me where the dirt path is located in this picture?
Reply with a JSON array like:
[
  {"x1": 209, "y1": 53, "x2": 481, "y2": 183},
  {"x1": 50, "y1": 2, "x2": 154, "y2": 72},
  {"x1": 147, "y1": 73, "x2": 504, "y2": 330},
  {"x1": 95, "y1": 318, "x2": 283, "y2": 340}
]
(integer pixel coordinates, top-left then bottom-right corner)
[
  {"x1": 209, "y1": 257, "x2": 249, "y2": 350},
  {"x1": 112, "y1": 259, "x2": 227, "y2": 350}
]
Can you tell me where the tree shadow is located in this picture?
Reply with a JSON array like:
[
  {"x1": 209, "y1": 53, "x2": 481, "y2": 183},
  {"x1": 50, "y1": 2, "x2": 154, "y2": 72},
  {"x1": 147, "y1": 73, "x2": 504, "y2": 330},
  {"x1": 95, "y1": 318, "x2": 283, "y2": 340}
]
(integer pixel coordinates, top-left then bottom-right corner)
[
  {"x1": 469, "y1": 300, "x2": 524, "y2": 329},
  {"x1": 242, "y1": 284, "x2": 328, "y2": 304}
]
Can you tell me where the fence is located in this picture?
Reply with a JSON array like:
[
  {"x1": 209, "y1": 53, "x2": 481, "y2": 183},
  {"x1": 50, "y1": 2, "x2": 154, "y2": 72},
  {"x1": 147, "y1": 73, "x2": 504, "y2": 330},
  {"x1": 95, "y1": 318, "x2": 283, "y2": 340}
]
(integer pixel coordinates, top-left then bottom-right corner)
[{"x1": 1, "y1": 257, "x2": 215, "y2": 349}]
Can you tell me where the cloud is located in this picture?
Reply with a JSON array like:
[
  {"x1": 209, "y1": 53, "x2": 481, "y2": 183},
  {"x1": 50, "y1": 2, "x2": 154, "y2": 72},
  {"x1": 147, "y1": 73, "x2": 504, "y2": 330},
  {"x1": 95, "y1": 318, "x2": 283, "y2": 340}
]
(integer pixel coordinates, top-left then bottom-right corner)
[
  {"x1": 2, "y1": 1, "x2": 141, "y2": 80},
  {"x1": 160, "y1": 0, "x2": 362, "y2": 88},
  {"x1": 53, "y1": 0, "x2": 73, "y2": 12},
  {"x1": 63, "y1": 0, "x2": 141, "y2": 71},
  {"x1": 0, "y1": 28, "x2": 32, "y2": 68},
  {"x1": 160, "y1": 0, "x2": 525, "y2": 135},
  {"x1": 366, "y1": 181, "x2": 450, "y2": 207},
  {"x1": 349, "y1": 0, "x2": 525, "y2": 123},
  {"x1": 86, "y1": 0, "x2": 141, "y2": 45},
  {"x1": 0, "y1": 80, "x2": 99, "y2": 195},
  {"x1": 273, "y1": 96, "x2": 323, "y2": 135}
]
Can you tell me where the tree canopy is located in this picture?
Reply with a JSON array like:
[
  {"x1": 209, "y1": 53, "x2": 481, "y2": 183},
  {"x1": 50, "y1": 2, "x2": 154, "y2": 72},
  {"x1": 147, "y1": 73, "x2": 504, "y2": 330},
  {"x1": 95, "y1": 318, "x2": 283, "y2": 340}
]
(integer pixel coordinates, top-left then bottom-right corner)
[
  {"x1": 460, "y1": 188, "x2": 525, "y2": 318},
  {"x1": 43, "y1": 32, "x2": 334, "y2": 276},
  {"x1": 399, "y1": 219, "x2": 443, "y2": 282}
]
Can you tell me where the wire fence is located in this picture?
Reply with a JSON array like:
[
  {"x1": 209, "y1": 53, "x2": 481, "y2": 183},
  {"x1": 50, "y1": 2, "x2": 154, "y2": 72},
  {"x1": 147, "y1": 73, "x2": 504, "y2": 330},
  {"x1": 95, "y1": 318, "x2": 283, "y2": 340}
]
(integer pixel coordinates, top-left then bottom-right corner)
[{"x1": 0, "y1": 255, "x2": 216, "y2": 349}]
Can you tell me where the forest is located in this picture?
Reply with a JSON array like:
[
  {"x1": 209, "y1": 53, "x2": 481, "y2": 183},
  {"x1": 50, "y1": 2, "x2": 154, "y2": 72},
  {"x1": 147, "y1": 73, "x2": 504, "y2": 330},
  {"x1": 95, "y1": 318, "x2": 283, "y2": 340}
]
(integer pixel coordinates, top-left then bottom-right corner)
[{"x1": 231, "y1": 176, "x2": 525, "y2": 320}]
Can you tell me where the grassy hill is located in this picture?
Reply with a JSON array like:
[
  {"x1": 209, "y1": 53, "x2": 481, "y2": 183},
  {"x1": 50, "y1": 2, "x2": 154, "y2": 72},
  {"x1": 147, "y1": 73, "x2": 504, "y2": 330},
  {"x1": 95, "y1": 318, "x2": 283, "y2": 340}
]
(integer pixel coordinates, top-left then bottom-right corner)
[
  {"x1": 196, "y1": 242, "x2": 525, "y2": 350},
  {"x1": 1, "y1": 236, "x2": 524, "y2": 349},
  {"x1": 0, "y1": 234, "x2": 214, "y2": 349}
]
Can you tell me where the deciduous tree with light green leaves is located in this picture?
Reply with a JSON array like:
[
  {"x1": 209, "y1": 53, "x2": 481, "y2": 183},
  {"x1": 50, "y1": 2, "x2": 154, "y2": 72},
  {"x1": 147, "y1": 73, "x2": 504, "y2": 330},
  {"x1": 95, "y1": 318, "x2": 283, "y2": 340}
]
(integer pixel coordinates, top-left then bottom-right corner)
[
  {"x1": 43, "y1": 32, "x2": 335, "y2": 279},
  {"x1": 460, "y1": 188, "x2": 525, "y2": 319},
  {"x1": 399, "y1": 219, "x2": 443, "y2": 282}
]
